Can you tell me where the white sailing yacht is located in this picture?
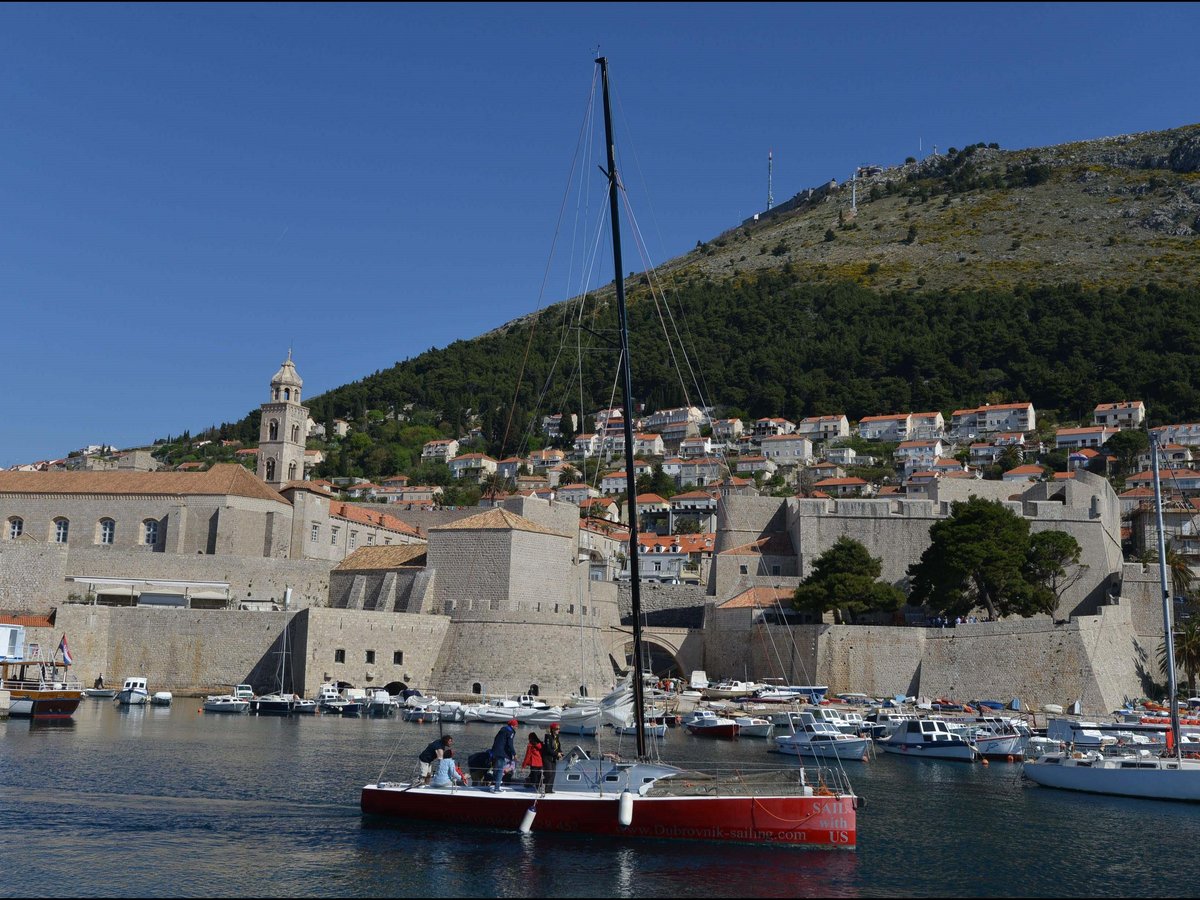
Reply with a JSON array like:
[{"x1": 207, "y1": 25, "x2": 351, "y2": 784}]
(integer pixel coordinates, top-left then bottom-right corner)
[{"x1": 1024, "y1": 431, "x2": 1200, "y2": 799}]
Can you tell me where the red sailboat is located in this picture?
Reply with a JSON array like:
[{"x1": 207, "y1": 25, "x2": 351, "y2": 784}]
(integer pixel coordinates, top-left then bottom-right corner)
[{"x1": 360, "y1": 57, "x2": 858, "y2": 849}]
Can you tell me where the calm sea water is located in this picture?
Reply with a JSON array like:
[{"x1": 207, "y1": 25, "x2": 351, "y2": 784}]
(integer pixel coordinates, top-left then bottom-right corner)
[{"x1": 1, "y1": 700, "x2": 1195, "y2": 898}]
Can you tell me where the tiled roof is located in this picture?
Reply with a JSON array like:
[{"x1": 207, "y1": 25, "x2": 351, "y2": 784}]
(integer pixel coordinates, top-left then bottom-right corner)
[
  {"x1": 813, "y1": 477, "x2": 867, "y2": 487},
  {"x1": 720, "y1": 533, "x2": 795, "y2": 556},
  {"x1": 334, "y1": 544, "x2": 428, "y2": 571},
  {"x1": 329, "y1": 501, "x2": 422, "y2": 536},
  {"x1": 0, "y1": 463, "x2": 285, "y2": 503},
  {"x1": 0, "y1": 613, "x2": 55, "y2": 628},
  {"x1": 429, "y1": 507, "x2": 564, "y2": 537},
  {"x1": 638, "y1": 533, "x2": 715, "y2": 553},
  {"x1": 718, "y1": 587, "x2": 795, "y2": 610}
]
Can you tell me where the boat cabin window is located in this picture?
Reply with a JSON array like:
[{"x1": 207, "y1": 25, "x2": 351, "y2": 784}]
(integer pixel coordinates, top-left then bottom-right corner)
[
  {"x1": 566, "y1": 774, "x2": 581, "y2": 782},
  {"x1": 604, "y1": 775, "x2": 620, "y2": 783}
]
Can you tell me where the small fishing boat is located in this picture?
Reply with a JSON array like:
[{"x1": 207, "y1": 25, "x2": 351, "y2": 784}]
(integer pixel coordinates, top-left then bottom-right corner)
[
  {"x1": 879, "y1": 718, "x2": 978, "y2": 761},
  {"x1": 115, "y1": 676, "x2": 150, "y2": 706},
  {"x1": 734, "y1": 716, "x2": 774, "y2": 738},
  {"x1": 203, "y1": 694, "x2": 250, "y2": 714},
  {"x1": 150, "y1": 691, "x2": 173, "y2": 707},
  {"x1": 682, "y1": 709, "x2": 740, "y2": 739},
  {"x1": 774, "y1": 713, "x2": 872, "y2": 760}
]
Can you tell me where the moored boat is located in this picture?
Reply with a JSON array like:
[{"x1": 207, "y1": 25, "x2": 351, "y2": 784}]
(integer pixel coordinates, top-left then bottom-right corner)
[
  {"x1": 0, "y1": 625, "x2": 82, "y2": 720},
  {"x1": 203, "y1": 694, "x2": 250, "y2": 714},
  {"x1": 115, "y1": 676, "x2": 150, "y2": 706},
  {"x1": 878, "y1": 718, "x2": 978, "y2": 761},
  {"x1": 682, "y1": 709, "x2": 740, "y2": 740}
]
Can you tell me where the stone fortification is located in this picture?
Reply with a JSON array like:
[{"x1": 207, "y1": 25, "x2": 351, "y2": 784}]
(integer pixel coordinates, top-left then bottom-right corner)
[
  {"x1": 703, "y1": 594, "x2": 1164, "y2": 713},
  {"x1": 0, "y1": 542, "x2": 331, "y2": 610},
  {"x1": 617, "y1": 581, "x2": 707, "y2": 628},
  {"x1": 297, "y1": 607, "x2": 452, "y2": 694}
]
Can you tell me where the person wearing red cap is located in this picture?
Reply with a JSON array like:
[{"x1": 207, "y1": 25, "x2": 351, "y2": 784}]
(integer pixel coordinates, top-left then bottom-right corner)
[
  {"x1": 543, "y1": 722, "x2": 563, "y2": 793},
  {"x1": 489, "y1": 718, "x2": 518, "y2": 793}
]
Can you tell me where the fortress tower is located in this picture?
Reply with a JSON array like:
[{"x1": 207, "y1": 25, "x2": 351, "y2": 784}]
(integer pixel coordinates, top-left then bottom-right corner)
[{"x1": 257, "y1": 351, "x2": 308, "y2": 489}]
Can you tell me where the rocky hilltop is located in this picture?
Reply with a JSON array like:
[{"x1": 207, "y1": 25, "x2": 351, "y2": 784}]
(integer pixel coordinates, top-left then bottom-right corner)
[{"x1": 655, "y1": 123, "x2": 1200, "y2": 295}]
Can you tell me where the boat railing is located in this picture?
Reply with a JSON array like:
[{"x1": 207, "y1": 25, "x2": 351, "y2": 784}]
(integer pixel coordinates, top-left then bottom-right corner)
[
  {"x1": 1, "y1": 675, "x2": 83, "y2": 691},
  {"x1": 650, "y1": 762, "x2": 856, "y2": 799}
]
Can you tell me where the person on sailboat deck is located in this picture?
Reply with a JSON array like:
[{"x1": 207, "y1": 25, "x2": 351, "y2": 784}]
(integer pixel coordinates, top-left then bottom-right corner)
[
  {"x1": 543, "y1": 722, "x2": 563, "y2": 794},
  {"x1": 419, "y1": 735, "x2": 454, "y2": 785},
  {"x1": 490, "y1": 720, "x2": 518, "y2": 793},
  {"x1": 522, "y1": 732, "x2": 544, "y2": 790},
  {"x1": 431, "y1": 750, "x2": 467, "y2": 788}
]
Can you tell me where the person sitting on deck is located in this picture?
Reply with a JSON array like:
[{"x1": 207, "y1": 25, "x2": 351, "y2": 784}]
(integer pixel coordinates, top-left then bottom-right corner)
[{"x1": 430, "y1": 750, "x2": 467, "y2": 788}]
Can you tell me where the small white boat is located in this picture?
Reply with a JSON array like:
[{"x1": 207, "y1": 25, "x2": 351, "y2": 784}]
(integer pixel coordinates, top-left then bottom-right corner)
[
  {"x1": 879, "y1": 718, "x2": 978, "y2": 761},
  {"x1": 366, "y1": 690, "x2": 395, "y2": 718},
  {"x1": 704, "y1": 680, "x2": 764, "y2": 700},
  {"x1": 615, "y1": 721, "x2": 669, "y2": 737},
  {"x1": 203, "y1": 695, "x2": 250, "y2": 714},
  {"x1": 682, "y1": 709, "x2": 740, "y2": 739},
  {"x1": 115, "y1": 676, "x2": 150, "y2": 706},
  {"x1": 292, "y1": 697, "x2": 318, "y2": 715},
  {"x1": 734, "y1": 716, "x2": 774, "y2": 738},
  {"x1": 82, "y1": 688, "x2": 116, "y2": 699},
  {"x1": 150, "y1": 691, "x2": 173, "y2": 707},
  {"x1": 774, "y1": 713, "x2": 872, "y2": 760}
]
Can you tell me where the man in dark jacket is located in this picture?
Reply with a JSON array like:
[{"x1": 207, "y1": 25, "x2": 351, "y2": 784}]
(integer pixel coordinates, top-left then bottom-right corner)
[
  {"x1": 418, "y1": 735, "x2": 453, "y2": 785},
  {"x1": 542, "y1": 722, "x2": 564, "y2": 793},
  {"x1": 490, "y1": 719, "x2": 517, "y2": 792}
]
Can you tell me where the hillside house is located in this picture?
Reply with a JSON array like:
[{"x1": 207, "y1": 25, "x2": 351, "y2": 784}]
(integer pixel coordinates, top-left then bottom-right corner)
[
  {"x1": 951, "y1": 402, "x2": 1035, "y2": 439},
  {"x1": 857, "y1": 413, "x2": 911, "y2": 442},
  {"x1": 1056, "y1": 426, "x2": 1118, "y2": 450},
  {"x1": 753, "y1": 417, "x2": 796, "y2": 438},
  {"x1": 420, "y1": 439, "x2": 459, "y2": 463},
  {"x1": 448, "y1": 453, "x2": 498, "y2": 482},
  {"x1": 1094, "y1": 401, "x2": 1146, "y2": 430},
  {"x1": 796, "y1": 414, "x2": 850, "y2": 441},
  {"x1": 759, "y1": 434, "x2": 814, "y2": 465}
]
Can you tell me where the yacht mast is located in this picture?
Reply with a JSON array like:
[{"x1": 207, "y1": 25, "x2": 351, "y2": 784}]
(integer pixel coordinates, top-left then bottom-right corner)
[
  {"x1": 596, "y1": 55, "x2": 647, "y2": 759},
  {"x1": 1151, "y1": 430, "x2": 1183, "y2": 759}
]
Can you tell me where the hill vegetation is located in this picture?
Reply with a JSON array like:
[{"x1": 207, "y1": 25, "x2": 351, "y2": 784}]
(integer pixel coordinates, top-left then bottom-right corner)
[{"x1": 183, "y1": 124, "x2": 1200, "y2": 482}]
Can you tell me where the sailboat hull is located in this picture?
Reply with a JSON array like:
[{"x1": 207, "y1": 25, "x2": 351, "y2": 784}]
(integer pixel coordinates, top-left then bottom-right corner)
[
  {"x1": 361, "y1": 784, "x2": 856, "y2": 848},
  {"x1": 1024, "y1": 756, "x2": 1200, "y2": 801}
]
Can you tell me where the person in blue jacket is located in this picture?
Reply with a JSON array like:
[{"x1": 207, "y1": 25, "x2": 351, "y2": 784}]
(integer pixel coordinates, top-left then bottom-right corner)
[{"x1": 490, "y1": 718, "x2": 517, "y2": 792}]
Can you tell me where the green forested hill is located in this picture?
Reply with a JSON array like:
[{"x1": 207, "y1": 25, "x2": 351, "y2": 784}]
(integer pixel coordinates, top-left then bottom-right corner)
[{"x1": 195, "y1": 124, "x2": 1200, "y2": 480}]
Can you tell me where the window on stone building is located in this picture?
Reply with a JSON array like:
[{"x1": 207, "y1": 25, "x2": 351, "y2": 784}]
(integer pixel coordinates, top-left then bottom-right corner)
[
  {"x1": 771, "y1": 565, "x2": 780, "y2": 576},
  {"x1": 288, "y1": 462, "x2": 297, "y2": 481},
  {"x1": 739, "y1": 564, "x2": 748, "y2": 575},
  {"x1": 331, "y1": 526, "x2": 339, "y2": 545},
  {"x1": 7, "y1": 517, "x2": 22, "y2": 540},
  {"x1": 367, "y1": 533, "x2": 375, "y2": 545},
  {"x1": 265, "y1": 459, "x2": 276, "y2": 482},
  {"x1": 393, "y1": 651, "x2": 403, "y2": 665},
  {"x1": 53, "y1": 518, "x2": 69, "y2": 544},
  {"x1": 291, "y1": 424, "x2": 300, "y2": 443},
  {"x1": 99, "y1": 518, "x2": 115, "y2": 545},
  {"x1": 143, "y1": 519, "x2": 159, "y2": 546},
  {"x1": 311, "y1": 523, "x2": 320, "y2": 543},
  {"x1": 334, "y1": 649, "x2": 345, "y2": 663},
  {"x1": 365, "y1": 650, "x2": 375, "y2": 664},
  {"x1": 349, "y1": 531, "x2": 358, "y2": 549},
  {"x1": 269, "y1": 419, "x2": 279, "y2": 441},
  {"x1": 472, "y1": 682, "x2": 482, "y2": 694},
  {"x1": 383, "y1": 537, "x2": 391, "y2": 545}
]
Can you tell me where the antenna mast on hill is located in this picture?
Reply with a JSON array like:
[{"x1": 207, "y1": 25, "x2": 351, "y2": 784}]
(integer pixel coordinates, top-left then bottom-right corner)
[
  {"x1": 767, "y1": 149, "x2": 774, "y2": 210},
  {"x1": 851, "y1": 167, "x2": 858, "y2": 212}
]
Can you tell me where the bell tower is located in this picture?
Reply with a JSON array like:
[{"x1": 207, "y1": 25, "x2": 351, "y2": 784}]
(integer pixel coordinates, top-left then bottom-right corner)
[{"x1": 257, "y1": 350, "x2": 308, "y2": 488}]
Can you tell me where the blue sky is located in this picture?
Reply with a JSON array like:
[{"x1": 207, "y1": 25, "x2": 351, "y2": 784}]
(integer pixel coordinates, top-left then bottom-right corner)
[{"x1": 2, "y1": 2, "x2": 1197, "y2": 466}]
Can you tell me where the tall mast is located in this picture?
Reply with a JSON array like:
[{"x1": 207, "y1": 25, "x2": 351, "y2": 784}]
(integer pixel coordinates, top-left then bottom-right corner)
[
  {"x1": 596, "y1": 56, "x2": 647, "y2": 759},
  {"x1": 1151, "y1": 431, "x2": 1182, "y2": 758}
]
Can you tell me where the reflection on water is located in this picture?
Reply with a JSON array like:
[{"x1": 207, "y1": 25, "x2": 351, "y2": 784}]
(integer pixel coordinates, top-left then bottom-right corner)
[{"x1": 1, "y1": 700, "x2": 1196, "y2": 897}]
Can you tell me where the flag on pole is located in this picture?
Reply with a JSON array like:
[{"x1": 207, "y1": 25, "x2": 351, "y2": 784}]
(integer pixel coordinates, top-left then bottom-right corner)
[{"x1": 58, "y1": 634, "x2": 73, "y2": 667}]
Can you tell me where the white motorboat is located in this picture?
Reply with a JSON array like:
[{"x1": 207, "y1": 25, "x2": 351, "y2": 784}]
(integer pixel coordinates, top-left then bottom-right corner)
[
  {"x1": 150, "y1": 691, "x2": 173, "y2": 707},
  {"x1": 682, "y1": 709, "x2": 740, "y2": 739},
  {"x1": 203, "y1": 694, "x2": 250, "y2": 714},
  {"x1": 734, "y1": 716, "x2": 774, "y2": 738},
  {"x1": 366, "y1": 689, "x2": 395, "y2": 718},
  {"x1": 1024, "y1": 432, "x2": 1200, "y2": 801},
  {"x1": 774, "y1": 713, "x2": 872, "y2": 760},
  {"x1": 616, "y1": 721, "x2": 669, "y2": 737},
  {"x1": 317, "y1": 682, "x2": 362, "y2": 716},
  {"x1": 960, "y1": 717, "x2": 1029, "y2": 758},
  {"x1": 878, "y1": 718, "x2": 978, "y2": 761},
  {"x1": 115, "y1": 676, "x2": 150, "y2": 706},
  {"x1": 293, "y1": 697, "x2": 318, "y2": 715},
  {"x1": 703, "y1": 680, "x2": 764, "y2": 700}
]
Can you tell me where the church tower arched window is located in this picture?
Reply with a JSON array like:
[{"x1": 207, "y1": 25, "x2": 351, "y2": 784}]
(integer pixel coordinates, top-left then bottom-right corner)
[
  {"x1": 265, "y1": 458, "x2": 276, "y2": 482},
  {"x1": 269, "y1": 420, "x2": 279, "y2": 441}
]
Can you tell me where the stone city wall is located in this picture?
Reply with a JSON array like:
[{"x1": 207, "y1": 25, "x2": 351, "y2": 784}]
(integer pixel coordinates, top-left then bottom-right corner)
[{"x1": 0, "y1": 541, "x2": 331, "y2": 611}]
